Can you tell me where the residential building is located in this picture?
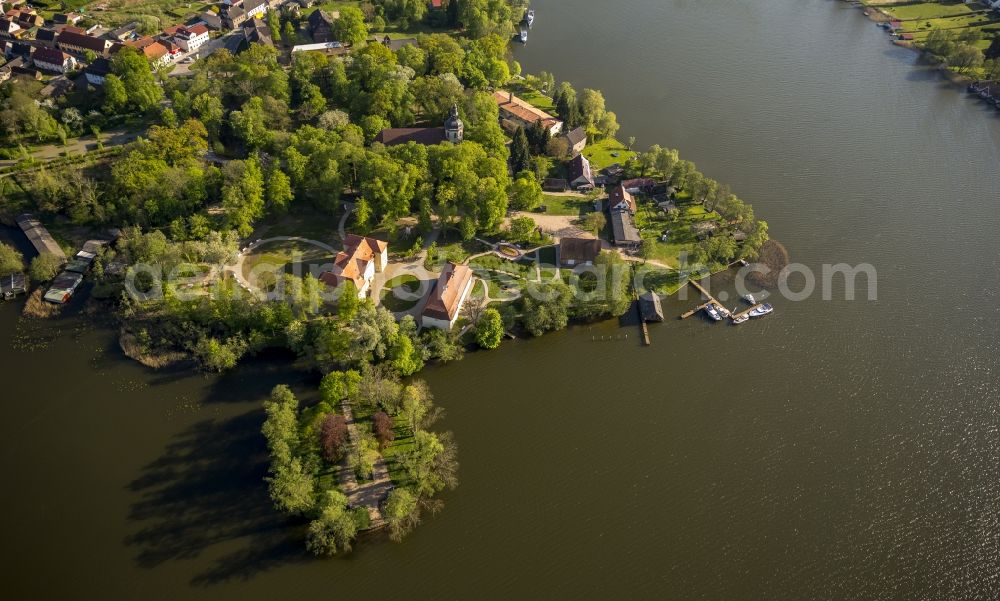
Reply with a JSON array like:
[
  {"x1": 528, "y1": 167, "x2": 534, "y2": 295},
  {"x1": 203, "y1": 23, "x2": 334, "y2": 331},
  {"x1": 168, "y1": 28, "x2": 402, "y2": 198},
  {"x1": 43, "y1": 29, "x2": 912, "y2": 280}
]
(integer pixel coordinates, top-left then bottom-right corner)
[
  {"x1": 565, "y1": 126, "x2": 587, "y2": 154},
  {"x1": 559, "y1": 237, "x2": 602, "y2": 268},
  {"x1": 108, "y1": 21, "x2": 139, "y2": 41},
  {"x1": 84, "y1": 56, "x2": 110, "y2": 85},
  {"x1": 607, "y1": 183, "x2": 636, "y2": 213},
  {"x1": 621, "y1": 177, "x2": 656, "y2": 194},
  {"x1": 0, "y1": 17, "x2": 20, "y2": 39},
  {"x1": 57, "y1": 30, "x2": 112, "y2": 57},
  {"x1": 219, "y1": 0, "x2": 268, "y2": 30},
  {"x1": 195, "y1": 11, "x2": 223, "y2": 31},
  {"x1": 52, "y1": 13, "x2": 83, "y2": 26},
  {"x1": 173, "y1": 24, "x2": 209, "y2": 52},
  {"x1": 32, "y1": 46, "x2": 75, "y2": 73},
  {"x1": 318, "y1": 234, "x2": 388, "y2": 299},
  {"x1": 567, "y1": 153, "x2": 595, "y2": 190},
  {"x1": 421, "y1": 262, "x2": 475, "y2": 330},
  {"x1": 290, "y1": 41, "x2": 348, "y2": 56},
  {"x1": 34, "y1": 27, "x2": 56, "y2": 47},
  {"x1": 609, "y1": 209, "x2": 640, "y2": 249},
  {"x1": 494, "y1": 90, "x2": 563, "y2": 135},
  {"x1": 307, "y1": 9, "x2": 335, "y2": 42}
]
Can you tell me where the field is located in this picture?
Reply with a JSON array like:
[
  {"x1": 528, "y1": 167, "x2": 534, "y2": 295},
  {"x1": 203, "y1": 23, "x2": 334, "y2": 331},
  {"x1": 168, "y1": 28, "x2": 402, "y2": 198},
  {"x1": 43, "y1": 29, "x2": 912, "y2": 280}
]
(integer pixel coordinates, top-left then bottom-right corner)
[
  {"x1": 581, "y1": 136, "x2": 637, "y2": 171},
  {"x1": 882, "y1": 2, "x2": 978, "y2": 21},
  {"x1": 539, "y1": 193, "x2": 595, "y2": 216},
  {"x1": 86, "y1": 0, "x2": 219, "y2": 29}
]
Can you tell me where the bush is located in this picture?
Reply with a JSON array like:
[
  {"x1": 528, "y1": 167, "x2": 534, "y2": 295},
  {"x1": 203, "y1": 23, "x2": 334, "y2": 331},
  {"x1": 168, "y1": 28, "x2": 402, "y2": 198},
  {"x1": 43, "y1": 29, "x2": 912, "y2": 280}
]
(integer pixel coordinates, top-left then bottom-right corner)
[
  {"x1": 0, "y1": 242, "x2": 24, "y2": 274},
  {"x1": 29, "y1": 254, "x2": 63, "y2": 282}
]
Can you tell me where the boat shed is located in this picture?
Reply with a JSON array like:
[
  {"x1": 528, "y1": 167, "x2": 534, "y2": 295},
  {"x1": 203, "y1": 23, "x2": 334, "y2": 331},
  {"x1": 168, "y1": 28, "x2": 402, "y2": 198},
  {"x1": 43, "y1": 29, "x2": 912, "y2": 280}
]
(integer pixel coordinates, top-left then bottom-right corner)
[{"x1": 639, "y1": 291, "x2": 664, "y2": 322}]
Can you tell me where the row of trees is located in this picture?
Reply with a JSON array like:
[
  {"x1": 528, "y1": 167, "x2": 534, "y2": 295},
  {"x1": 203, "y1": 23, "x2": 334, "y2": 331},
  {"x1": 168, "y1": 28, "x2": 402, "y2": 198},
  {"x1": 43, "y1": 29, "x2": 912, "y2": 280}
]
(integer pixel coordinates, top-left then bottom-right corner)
[{"x1": 924, "y1": 29, "x2": 1000, "y2": 77}]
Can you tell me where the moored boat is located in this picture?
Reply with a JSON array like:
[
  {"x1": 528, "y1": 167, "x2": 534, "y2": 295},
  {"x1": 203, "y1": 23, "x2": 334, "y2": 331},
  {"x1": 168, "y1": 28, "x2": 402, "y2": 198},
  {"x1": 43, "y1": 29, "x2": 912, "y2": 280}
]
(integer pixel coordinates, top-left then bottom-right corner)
[
  {"x1": 743, "y1": 293, "x2": 756, "y2": 304},
  {"x1": 748, "y1": 303, "x2": 774, "y2": 318},
  {"x1": 704, "y1": 303, "x2": 724, "y2": 321},
  {"x1": 526, "y1": 9, "x2": 535, "y2": 27},
  {"x1": 732, "y1": 314, "x2": 749, "y2": 325},
  {"x1": 518, "y1": 27, "x2": 528, "y2": 43}
]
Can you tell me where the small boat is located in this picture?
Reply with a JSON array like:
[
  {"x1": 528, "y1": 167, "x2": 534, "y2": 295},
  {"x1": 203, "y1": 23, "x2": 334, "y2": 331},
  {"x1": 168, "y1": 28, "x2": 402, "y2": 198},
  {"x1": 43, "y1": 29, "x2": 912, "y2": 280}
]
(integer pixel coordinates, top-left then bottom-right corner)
[
  {"x1": 748, "y1": 303, "x2": 774, "y2": 318},
  {"x1": 732, "y1": 314, "x2": 749, "y2": 325},
  {"x1": 704, "y1": 303, "x2": 723, "y2": 321},
  {"x1": 743, "y1": 293, "x2": 756, "y2": 304},
  {"x1": 518, "y1": 28, "x2": 528, "y2": 43},
  {"x1": 526, "y1": 9, "x2": 535, "y2": 27}
]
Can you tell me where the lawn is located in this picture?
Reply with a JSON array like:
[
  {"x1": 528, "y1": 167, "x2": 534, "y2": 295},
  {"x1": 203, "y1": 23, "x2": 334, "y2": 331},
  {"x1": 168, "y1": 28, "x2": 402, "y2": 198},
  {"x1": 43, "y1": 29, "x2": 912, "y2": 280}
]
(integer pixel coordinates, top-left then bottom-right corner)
[
  {"x1": 379, "y1": 274, "x2": 421, "y2": 312},
  {"x1": 633, "y1": 201, "x2": 725, "y2": 267},
  {"x1": 539, "y1": 193, "x2": 595, "y2": 216},
  {"x1": 882, "y1": 1, "x2": 977, "y2": 21},
  {"x1": 582, "y1": 136, "x2": 637, "y2": 171},
  {"x1": 249, "y1": 205, "x2": 343, "y2": 247},
  {"x1": 899, "y1": 12, "x2": 998, "y2": 33}
]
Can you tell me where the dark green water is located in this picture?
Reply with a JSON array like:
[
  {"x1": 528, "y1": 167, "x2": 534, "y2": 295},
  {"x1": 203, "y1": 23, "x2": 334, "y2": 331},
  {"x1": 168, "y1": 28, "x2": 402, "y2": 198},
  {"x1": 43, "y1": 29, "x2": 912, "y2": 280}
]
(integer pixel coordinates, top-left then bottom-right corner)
[{"x1": 4, "y1": 0, "x2": 1000, "y2": 598}]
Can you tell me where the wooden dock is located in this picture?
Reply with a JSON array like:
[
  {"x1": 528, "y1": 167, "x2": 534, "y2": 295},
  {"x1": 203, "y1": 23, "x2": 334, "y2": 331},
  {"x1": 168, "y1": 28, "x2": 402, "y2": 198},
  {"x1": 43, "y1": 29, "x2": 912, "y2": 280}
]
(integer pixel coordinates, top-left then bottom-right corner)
[
  {"x1": 729, "y1": 303, "x2": 765, "y2": 320},
  {"x1": 680, "y1": 279, "x2": 732, "y2": 319}
]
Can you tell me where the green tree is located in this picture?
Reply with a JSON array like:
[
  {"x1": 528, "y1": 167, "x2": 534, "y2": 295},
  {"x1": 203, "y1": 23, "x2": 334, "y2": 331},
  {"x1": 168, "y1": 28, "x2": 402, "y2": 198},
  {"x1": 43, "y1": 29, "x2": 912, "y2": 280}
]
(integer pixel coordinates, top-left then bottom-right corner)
[
  {"x1": 266, "y1": 167, "x2": 294, "y2": 213},
  {"x1": 383, "y1": 487, "x2": 420, "y2": 541},
  {"x1": 0, "y1": 242, "x2": 24, "y2": 274},
  {"x1": 102, "y1": 74, "x2": 128, "y2": 114},
  {"x1": 110, "y1": 47, "x2": 163, "y2": 112},
  {"x1": 510, "y1": 126, "x2": 532, "y2": 174},
  {"x1": 334, "y1": 7, "x2": 368, "y2": 46},
  {"x1": 509, "y1": 170, "x2": 543, "y2": 211},
  {"x1": 522, "y1": 278, "x2": 573, "y2": 336},
  {"x1": 28, "y1": 253, "x2": 62, "y2": 281},
  {"x1": 305, "y1": 490, "x2": 357, "y2": 556},
  {"x1": 507, "y1": 215, "x2": 537, "y2": 243},
  {"x1": 267, "y1": 456, "x2": 315, "y2": 514},
  {"x1": 475, "y1": 307, "x2": 504, "y2": 349},
  {"x1": 391, "y1": 333, "x2": 424, "y2": 376}
]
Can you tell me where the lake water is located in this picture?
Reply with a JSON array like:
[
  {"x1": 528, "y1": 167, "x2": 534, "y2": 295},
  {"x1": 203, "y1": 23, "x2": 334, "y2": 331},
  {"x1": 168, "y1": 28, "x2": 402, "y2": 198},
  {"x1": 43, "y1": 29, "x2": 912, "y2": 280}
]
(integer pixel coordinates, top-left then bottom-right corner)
[{"x1": 3, "y1": 0, "x2": 1000, "y2": 598}]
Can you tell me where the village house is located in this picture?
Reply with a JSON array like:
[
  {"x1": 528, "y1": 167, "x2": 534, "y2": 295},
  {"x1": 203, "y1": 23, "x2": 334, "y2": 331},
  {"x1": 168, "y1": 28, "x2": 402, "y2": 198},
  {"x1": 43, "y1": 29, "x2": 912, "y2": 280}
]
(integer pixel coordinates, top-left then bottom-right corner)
[
  {"x1": 567, "y1": 153, "x2": 595, "y2": 190},
  {"x1": 421, "y1": 261, "x2": 475, "y2": 330},
  {"x1": 494, "y1": 90, "x2": 563, "y2": 136},
  {"x1": 51, "y1": 13, "x2": 83, "y2": 26},
  {"x1": 0, "y1": 17, "x2": 20, "y2": 39},
  {"x1": 565, "y1": 126, "x2": 587, "y2": 155},
  {"x1": 84, "y1": 56, "x2": 110, "y2": 85},
  {"x1": 607, "y1": 182, "x2": 636, "y2": 213},
  {"x1": 118, "y1": 36, "x2": 172, "y2": 67},
  {"x1": 57, "y1": 30, "x2": 112, "y2": 57},
  {"x1": 108, "y1": 21, "x2": 139, "y2": 42},
  {"x1": 318, "y1": 234, "x2": 388, "y2": 299},
  {"x1": 172, "y1": 23, "x2": 210, "y2": 52},
  {"x1": 559, "y1": 237, "x2": 602, "y2": 268},
  {"x1": 219, "y1": 0, "x2": 268, "y2": 30},
  {"x1": 621, "y1": 177, "x2": 656, "y2": 194},
  {"x1": 31, "y1": 46, "x2": 75, "y2": 73},
  {"x1": 34, "y1": 27, "x2": 56, "y2": 47},
  {"x1": 195, "y1": 11, "x2": 223, "y2": 31},
  {"x1": 307, "y1": 9, "x2": 336, "y2": 42}
]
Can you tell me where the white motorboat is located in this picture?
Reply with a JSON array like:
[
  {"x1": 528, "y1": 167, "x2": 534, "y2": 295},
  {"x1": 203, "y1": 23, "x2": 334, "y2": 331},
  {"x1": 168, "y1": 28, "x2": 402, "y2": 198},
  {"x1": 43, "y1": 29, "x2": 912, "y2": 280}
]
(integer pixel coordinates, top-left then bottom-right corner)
[
  {"x1": 743, "y1": 293, "x2": 756, "y2": 304},
  {"x1": 518, "y1": 28, "x2": 528, "y2": 43},
  {"x1": 526, "y1": 9, "x2": 535, "y2": 27},
  {"x1": 705, "y1": 303, "x2": 724, "y2": 321},
  {"x1": 748, "y1": 303, "x2": 774, "y2": 318},
  {"x1": 732, "y1": 314, "x2": 749, "y2": 324}
]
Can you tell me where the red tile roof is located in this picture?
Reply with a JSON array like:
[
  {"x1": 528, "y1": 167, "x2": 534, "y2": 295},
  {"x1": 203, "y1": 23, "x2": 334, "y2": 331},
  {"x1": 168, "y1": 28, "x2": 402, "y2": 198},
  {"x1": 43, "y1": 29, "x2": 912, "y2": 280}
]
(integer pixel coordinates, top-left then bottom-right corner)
[{"x1": 423, "y1": 262, "x2": 474, "y2": 322}]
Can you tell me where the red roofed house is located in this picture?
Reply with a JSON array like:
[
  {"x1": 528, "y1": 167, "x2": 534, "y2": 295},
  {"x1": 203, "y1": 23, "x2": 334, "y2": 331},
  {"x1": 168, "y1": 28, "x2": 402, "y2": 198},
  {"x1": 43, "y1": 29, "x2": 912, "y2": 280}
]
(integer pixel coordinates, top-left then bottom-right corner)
[
  {"x1": 318, "y1": 234, "x2": 388, "y2": 299},
  {"x1": 607, "y1": 183, "x2": 636, "y2": 213},
  {"x1": 57, "y1": 30, "x2": 112, "y2": 57},
  {"x1": 494, "y1": 90, "x2": 563, "y2": 136},
  {"x1": 173, "y1": 23, "x2": 210, "y2": 52},
  {"x1": 421, "y1": 261, "x2": 475, "y2": 330},
  {"x1": 32, "y1": 46, "x2": 76, "y2": 73}
]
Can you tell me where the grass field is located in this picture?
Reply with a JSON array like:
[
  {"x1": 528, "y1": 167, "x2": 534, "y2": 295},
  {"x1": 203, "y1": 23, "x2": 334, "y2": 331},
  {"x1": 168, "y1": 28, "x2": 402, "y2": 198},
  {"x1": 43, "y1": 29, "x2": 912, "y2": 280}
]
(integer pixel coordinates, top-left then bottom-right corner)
[
  {"x1": 539, "y1": 193, "x2": 594, "y2": 216},
  {"x1": 882, "y1": 2, "x2": 978, "y2": 21},
  {"x1": 582, "y1": 137, "x2": 637, "y2": 171}
]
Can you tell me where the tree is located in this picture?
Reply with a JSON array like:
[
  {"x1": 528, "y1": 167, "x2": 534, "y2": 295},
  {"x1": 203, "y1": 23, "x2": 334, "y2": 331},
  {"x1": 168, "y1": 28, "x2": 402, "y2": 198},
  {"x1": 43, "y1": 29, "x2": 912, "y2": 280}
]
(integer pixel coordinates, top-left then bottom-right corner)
[
  {"x1": 475, "y1": 307, "x2": 504, "y2": 349},
  {"x1": 383, "y1": 487, "x2": 420, "y2": 541},
  {"x1": 924, "y1": 29, "x2": 956, "y2": 58},
  {"x1": 627, "y1": 136, "x2": 636, "y2": 151},
  {"x1": 192, "y1": 336, "x2": 245, "y2": 372},
  {"x1": 230, "y1": 97, "x2": 270, "y2": 150},
  {"x1": 577, "y1": 88, "x2": 606, "y2": 127},
  {"x1": 400, "y1": 380, "x2": 441, "y2": 432},
  {"x1": 0, "y1": 242, "x2": 24, "y2": 274},
  {"x1": 334, "y1": 7, "x2": 368, "y2": 46},
  {"x1": 390, "y1": 333, "x2": 424, "y2": 376},
  {"x1": 349, "y1": 431, "x2": 381, "y2": 479},
  {"x1": 110, "y1": 47, "x2": 163, "y2": 112},
  {"x1": 509, "y1": 170, "x2": 543, "y2": 211},
  {"x1": 949, "y1": 44, "x2": 984, "y2": 74},
  {"x1": 373, "y1": 411, "x2": 395, "y2": 449},
  {"x1": 29, "y1": 254, "x2": 62, "y2": 281},
  {"x1": 508, "y1": 215, "x2": 537, "y2": 243},
  {"x1": 510, "y1": 126, "x2": 532, "y2": 174},
  {"x1": 102, "y1": 74, "x2": 128, "y2": 114},
  {"x1": 319, "y1": 413, "x2": 349, "y2": 462},
  {"x1": 581, "y1": 211, "x2": 606, "y2": 236},
  {"x1": 267, "y1": 456, "x2": 315, "y2": 514},
  {"x1": 597, "y1": 111, "x2": 620, "y2": 140},
  {"x1": 521, "y1": 279, "x2": 573, "y2": 336},
  {"x1": 266, "y1": 167, "x2": 294, "y2": 213},
  {"x1": 305, "y1": 490, "x2": 357, "y2": 556}
]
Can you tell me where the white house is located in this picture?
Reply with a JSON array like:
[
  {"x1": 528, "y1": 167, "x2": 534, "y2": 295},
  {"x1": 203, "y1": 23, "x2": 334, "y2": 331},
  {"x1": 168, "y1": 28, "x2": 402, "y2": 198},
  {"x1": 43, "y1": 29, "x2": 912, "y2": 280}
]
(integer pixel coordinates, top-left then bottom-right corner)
[
  {"x1": 32, "y1": 47, "x2": 76, "y2": 73},
  {"x1": 173, "y1": 24, "x2": 209, "y2": 52},
  {"x1": 421, "y1": 262, "x2": 475, "y2": 330},
  {"x1": 318, "y1": 234, "x2": 388, "y2": 299}
]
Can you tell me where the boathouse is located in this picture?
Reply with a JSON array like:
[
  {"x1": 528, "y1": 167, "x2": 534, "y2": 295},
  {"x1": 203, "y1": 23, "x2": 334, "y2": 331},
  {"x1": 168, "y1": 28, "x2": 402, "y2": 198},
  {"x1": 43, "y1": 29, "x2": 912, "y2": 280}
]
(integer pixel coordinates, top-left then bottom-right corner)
[{"x1": 639, "y1": 292, "x2": 664, "y2": 322}]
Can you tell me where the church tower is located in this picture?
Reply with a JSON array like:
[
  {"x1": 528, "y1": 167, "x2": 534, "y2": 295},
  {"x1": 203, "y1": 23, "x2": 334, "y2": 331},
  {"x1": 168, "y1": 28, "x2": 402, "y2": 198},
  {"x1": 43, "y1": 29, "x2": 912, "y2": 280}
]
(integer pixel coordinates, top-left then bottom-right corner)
[{"x1": 444, "y1": 103, "x2": 464, "y2": 144}]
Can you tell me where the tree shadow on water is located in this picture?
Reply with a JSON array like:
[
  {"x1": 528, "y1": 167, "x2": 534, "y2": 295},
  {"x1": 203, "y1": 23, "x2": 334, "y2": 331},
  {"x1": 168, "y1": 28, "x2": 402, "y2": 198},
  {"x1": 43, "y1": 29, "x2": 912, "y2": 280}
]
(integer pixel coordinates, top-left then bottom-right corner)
[{"x1": 124, "y1": 409, "x2": 313, "y2": 585}]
